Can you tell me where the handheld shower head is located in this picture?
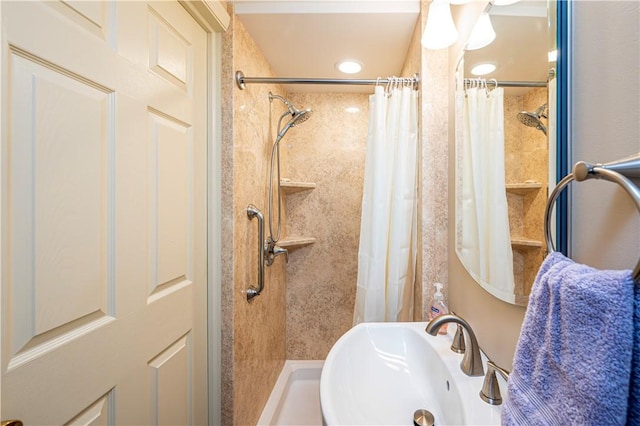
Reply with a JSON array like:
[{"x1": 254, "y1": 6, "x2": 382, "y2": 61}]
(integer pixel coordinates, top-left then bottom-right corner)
[
  {"x1": 269, "y1": 92, "x2": 313, "y2": 141},
  {"x1": 269, "y1": 92, "x2": 312, "y2": 124},
  {"x1": 266, "y1": 92, "x2": 313, "y2": 245},
  {"x1": 517, "y1": 103, "x2": 548, "y2": 135}
]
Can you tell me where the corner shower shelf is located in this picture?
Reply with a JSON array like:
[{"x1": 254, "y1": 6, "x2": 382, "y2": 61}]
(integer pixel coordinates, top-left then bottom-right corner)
[
  {"x1": 280, "y1": 179, "x2": 316, "y2": 194},
  {"x1": 511, "y1": 237, "x2": 543, "y2": 251},
  {"x1": 278, "y1": 237, "x2": 316, "y2": 250},
  {"x1": 506, "y1": 182, "x2": 542, "y2": 195}
]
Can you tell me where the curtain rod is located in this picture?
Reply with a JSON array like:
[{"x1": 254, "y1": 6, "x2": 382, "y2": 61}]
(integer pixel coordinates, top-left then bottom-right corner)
[
  {"x1": 463, "y1": 78, "x2": 548, "y2": 88},
  {"x1": 235, "y1": 71, "x2": 420, "y2": 90}
]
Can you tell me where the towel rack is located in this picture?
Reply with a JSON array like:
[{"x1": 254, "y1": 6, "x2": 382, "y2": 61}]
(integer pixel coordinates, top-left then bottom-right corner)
[{"x1": 544, "y1": 153, "x2": 640, "y2": 283}]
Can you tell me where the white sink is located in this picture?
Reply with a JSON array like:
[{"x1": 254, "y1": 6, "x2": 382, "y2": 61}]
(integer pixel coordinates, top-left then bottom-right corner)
[{"x1": 320, "y1": 322, "x2": 502, "y2": 425}]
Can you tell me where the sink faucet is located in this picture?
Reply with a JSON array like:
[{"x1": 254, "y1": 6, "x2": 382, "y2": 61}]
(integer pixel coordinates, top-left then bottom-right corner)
[
  {"x1": 480, "y1": 360, "x2": 510, "y2": 405},
  {"x1": 425, "y1": 314, "x2": 484, "y2": 377}
]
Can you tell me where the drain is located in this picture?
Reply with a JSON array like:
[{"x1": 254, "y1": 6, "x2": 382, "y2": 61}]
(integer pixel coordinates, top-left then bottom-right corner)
[{"x1": 413, "y1": 409, "x2": 435, "y2": 426}]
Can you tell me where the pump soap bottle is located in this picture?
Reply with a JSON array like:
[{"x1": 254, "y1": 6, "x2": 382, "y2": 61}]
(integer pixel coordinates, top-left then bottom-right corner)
[{"x1": 429, "y1": 283, "x2": 449, "y2": 335}]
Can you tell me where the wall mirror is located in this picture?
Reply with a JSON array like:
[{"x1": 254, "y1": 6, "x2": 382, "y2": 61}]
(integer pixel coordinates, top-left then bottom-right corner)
[{"x1": 454, "y1": 0, "x2": 568, "y2": 306}]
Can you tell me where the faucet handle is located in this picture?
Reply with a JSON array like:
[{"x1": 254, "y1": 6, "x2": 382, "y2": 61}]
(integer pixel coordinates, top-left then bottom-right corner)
[
  {"x1": 451, "y1": 324, "x2": 466, "y2": 354},
  {"x1": 479, "y1": 360, "x2": 510, "y2": 405}
]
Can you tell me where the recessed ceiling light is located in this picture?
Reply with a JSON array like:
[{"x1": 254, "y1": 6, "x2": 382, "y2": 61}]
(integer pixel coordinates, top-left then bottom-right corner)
[
  {"x1": 470, "y1": 63, "x2": 497, "y2": 76},
  {"x1": 345, "y1": 106, "x2": 360, "y2": 114},
  {"x1": 337, "y1": 60, "x2": 362, "y2": 74}
]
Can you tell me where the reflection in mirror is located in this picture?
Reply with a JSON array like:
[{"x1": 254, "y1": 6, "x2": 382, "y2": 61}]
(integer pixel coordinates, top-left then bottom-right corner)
[{"x1": 455, "y1": 1, "x2": 556, "y2": 306}]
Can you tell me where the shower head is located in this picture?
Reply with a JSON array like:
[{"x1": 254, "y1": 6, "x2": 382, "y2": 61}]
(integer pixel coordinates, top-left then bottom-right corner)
[
  {"x1": 269, "y1": 92, "x2": 313, "y2": 125},
  {"x1": 517, "y1": 103, "x2": 548, "y2": 135},
  {"x1": 290, "y1": 107, "x2": 312, "y2": 126},
  {"x1": 269, "y1": 92, "x2": 313, "y2": 141}
]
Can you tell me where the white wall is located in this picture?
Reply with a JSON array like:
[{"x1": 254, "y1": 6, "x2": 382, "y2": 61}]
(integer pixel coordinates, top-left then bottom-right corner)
[
  {"x1": 448, "y1": 1, "x2": 640, "y2": 370},
  {"x1": 570, "y1": 1, "x2": 640, "y2": 268}
]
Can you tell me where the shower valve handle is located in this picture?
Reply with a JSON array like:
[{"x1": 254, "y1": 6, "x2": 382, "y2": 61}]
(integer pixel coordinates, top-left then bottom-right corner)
[
  {"x1": 272, "y1": 245, "x2": 289, "y2": 264},
  {"x1": 265, "y1": 237, "x2": 288, "y2": 266}
]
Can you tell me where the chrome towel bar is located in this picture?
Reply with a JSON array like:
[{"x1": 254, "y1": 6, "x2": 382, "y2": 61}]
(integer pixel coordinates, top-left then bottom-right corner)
[{"x1": 544, "y1": 153, "x2": 640, "y2": 283}]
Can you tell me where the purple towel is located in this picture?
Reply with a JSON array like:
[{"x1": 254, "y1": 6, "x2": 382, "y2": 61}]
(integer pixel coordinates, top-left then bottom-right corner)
[
  {"x1": 502, "y1": 251, "x2": 634, "y2": 426},
  {"x1": 627, "y1": 282, "x2": 640, "y2": 424}
]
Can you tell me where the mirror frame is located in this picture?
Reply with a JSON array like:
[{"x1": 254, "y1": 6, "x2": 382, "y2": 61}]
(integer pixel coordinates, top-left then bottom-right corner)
[{"x1": 555, "y1": 0, "x2": 571, "y2": 256}]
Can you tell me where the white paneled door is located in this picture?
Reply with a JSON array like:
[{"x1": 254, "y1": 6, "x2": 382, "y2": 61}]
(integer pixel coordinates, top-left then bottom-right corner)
[{"x1": 1, "y1": 1, "x2": 209, "y2": 424}]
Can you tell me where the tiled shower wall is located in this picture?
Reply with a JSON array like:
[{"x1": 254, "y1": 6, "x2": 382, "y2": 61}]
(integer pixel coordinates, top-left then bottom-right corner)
[
  {"x1": 281, "y1": 92, "x2": 369, "y2": 360},
  {"x1": 220, "y1": 2, "x2": 452, "y2": 424},
  {"x1": 504, "y1": 87, "x2": 548, "y2": 303},
  {"x1": 221, "y1": 13, "x2": 289, "y2": 426}
]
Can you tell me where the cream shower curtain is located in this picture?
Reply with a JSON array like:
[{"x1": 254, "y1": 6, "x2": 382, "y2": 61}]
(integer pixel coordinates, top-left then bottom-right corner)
[
  {"x1": 353, "y1": 84, "x2": 419, "y2": 324},
  {"x1": 458, "y1": 84, "x2": 515, "y2": 302}
]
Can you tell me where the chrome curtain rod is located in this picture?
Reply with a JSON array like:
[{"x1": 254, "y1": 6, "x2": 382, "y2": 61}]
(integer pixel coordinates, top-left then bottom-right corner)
[
  {"x1": 235, "y1": 71, "x2": 420, "y2": 90},
  {"x1": 463, "y1": 78, "x2": 548, "y2": 88}
]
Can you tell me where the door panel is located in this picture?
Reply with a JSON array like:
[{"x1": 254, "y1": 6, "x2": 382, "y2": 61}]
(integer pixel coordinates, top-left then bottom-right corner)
[{"x1": 1, "y1": 1, "x2": 207, "y2": 424}]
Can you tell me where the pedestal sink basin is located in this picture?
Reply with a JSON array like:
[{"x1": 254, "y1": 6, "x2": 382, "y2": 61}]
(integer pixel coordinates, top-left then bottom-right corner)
[{"x1": 320, "y1": 322, "x2": 502, "y2": 425}]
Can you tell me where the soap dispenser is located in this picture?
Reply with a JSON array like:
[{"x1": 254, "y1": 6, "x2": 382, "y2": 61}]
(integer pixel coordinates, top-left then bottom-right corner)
[{"x1": 429, "y1": 283, "x2": 449, "y2": 335}]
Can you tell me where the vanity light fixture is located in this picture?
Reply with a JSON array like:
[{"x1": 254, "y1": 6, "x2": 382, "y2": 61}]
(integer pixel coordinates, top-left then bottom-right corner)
[
  {"x1": 466, "y1": 12, "x2": 496, "y2": 51},
  {"x1": 492, "y1": 0, "x2": 520, "y2": 5},
  {"x1": 470, "y1": 63, "x2": 497, "y2": 76},
  {"x1": 337, "y1": 60, "x2": 362, "y2": 74},
  {"x1": 421, "y1": 0, "x2": 458, "y2": 50}
]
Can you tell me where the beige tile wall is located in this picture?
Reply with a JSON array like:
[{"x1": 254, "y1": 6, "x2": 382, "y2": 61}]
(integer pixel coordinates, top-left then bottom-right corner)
[
  {"x1": 281, "y1": 92, "x2": 369, "y2": 360},
  {"x1": 221, "y1": 13, "x2": 289, "y2": 426},
  {"x1": 504, "y1": 88, "x2": 548, "y2": 304}
]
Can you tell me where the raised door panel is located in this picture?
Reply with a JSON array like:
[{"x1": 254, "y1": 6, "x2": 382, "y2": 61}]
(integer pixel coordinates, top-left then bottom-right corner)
[
  {"x1": 65, "y1": 390, "x2": 115, "y2": 426},
  {"x1": 7, "y1": 49, "x2": 116, "y2": 368},
  {"x1": 148, "y1": 335, "x2": 192, "y2": 425},
  {"x1": 148, "y1": 110, "x2": 192, "y2": 302},
  {"x1": 148, "y1": 6, "x2": 192, "y2": 92}
]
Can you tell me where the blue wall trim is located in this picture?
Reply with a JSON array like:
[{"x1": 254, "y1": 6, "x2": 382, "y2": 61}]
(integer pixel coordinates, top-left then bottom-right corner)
[{"x1": 555, "y1": 0, "x2": 571, "y2": 256}]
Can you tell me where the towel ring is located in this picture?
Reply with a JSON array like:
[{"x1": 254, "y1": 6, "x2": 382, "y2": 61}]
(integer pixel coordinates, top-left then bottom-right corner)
[{"x1": 545, "y1": 161, "x2": 640, "y2": 284}]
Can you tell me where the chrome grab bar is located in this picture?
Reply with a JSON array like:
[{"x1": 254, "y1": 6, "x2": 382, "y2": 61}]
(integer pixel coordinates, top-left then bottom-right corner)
[{"x1": 246, "y1": 205, "x2": 264, "y2": 302}]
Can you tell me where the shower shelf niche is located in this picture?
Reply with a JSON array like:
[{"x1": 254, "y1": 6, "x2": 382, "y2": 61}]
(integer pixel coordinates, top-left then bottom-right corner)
[
  {"x1": 280, "y1": 179, "x2": 316, "y2": 194},
  {"x1": 278, "y1": 237, "x2": 316, "y2": 250},
  {"x1": 505, "y1": 182, "x2": 542, "y2": 194},
  {"x1": 279, "y1": 178, "x2": 317, "y2": 251},
  {"x1": 510, "y1": 237, "x2": 543, "y2": 251}
]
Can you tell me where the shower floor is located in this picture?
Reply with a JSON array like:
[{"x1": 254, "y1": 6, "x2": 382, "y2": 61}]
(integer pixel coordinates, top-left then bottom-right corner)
[{"x1": 257, "y1": 360, "x2": 324, "y2": 426}]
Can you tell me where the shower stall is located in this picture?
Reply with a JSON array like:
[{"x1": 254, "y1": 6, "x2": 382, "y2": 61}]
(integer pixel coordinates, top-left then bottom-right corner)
[{"x1": 218, "y1": 5, "x2": 447, "y2": 425}]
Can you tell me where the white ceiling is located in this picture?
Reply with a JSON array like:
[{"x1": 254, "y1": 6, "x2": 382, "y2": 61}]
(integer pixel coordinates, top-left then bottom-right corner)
[
  {"x1": 233, "y1": 0, "x2": 420, "y2": 92},
  {"x1": 233, "y1": 0, "x2": 550, "y2": 94},
  {"x1": 465, "y1": 1, "x2": 550, "y2": 95}
]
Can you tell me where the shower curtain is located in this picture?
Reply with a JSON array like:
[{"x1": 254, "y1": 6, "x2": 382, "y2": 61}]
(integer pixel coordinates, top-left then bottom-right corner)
[
  {"x1": 353, "y1": 84, "x2": 418, "y2": 324},
  {"x1": 457, "y1": 83, "x2": 515, "y2": 302}
]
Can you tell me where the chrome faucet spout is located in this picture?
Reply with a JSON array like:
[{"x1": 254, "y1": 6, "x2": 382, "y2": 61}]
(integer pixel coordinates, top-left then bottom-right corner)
[{"x1": 425, "y1": 314, "x2": 484, "y2": 377}]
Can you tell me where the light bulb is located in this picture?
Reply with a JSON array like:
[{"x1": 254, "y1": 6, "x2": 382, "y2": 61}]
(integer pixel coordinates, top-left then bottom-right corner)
[
  {"x1": 421, "y1": 1, "x2": 458, "y2": 50},
  {"x1": 466, "y1": 13, "x2": 496, "y2": 51}
]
